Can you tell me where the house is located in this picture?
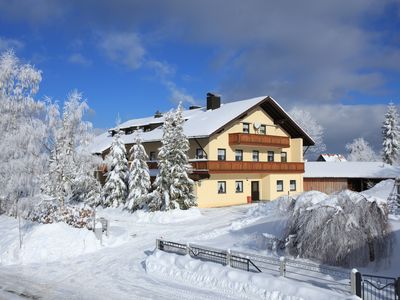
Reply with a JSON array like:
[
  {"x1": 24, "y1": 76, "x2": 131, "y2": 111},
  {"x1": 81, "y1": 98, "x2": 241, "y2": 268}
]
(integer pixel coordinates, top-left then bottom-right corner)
[
  {"x1": 316, "y1": 154, "x2": 347, "y2": 162},
  {"x1": 304, "y1": 161, "x2": 400, "y2": 194},
  {"x1": 89, "y1": 93, "x2": 315, "y2": 208}
]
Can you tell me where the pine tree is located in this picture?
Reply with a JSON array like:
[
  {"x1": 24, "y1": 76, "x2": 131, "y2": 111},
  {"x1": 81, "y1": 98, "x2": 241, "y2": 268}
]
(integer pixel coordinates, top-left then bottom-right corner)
[
  {"x1": 382, "y1": 102, "x2": 400, "y2": 165},
  {"x1": 149, "y1": 103, "x2": 196, "y2": 211},
  {"x1": 101, "y1": 130, "x2": 129, "y2": 207},
  {"x1": 169, "y1": 103, "x2": 196, "y2": 209},
  {"x1": 125, "y1": 134, "x2": 151, "y2": 212}
]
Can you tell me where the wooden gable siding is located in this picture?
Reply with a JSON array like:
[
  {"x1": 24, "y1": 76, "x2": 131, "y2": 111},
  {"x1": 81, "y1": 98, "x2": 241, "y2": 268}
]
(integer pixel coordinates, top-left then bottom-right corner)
[{"x1": 304, "y1": 178, "x2": 348, "y2": 194}]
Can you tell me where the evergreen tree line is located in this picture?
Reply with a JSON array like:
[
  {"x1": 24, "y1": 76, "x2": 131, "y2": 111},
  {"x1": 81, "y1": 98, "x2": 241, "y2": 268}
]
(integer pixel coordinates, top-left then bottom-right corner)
[{"x1": 99, "y1": 103, "x2": 197, "y2": 212}]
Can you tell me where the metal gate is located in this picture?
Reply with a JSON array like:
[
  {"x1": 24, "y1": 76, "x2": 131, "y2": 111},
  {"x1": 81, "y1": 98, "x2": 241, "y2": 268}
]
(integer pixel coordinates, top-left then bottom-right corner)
[{"x1": 361, "y1": 274, "x2": 399, "y2": 300}]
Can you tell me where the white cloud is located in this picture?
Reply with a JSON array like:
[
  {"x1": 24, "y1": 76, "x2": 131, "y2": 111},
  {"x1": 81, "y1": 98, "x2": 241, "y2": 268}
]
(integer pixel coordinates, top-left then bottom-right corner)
[
  {"x1": 294, "y1": 104, "x2": 391, "y2": 158},
  {"x1": 147, "y1": 59, "x2": 195, "y2": 104},
  {"x1": 0, "y1": 36, "x2": 23, "y2": 51},
  {"x1": 98, "y1": 32, "x2": 145, "y2": 69},
  {"x1": 68, "y1": 53, "x2": 91, "y2": 66}
]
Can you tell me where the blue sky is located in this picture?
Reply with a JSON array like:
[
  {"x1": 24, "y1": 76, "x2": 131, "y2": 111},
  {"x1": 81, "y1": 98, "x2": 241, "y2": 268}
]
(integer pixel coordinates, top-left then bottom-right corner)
[{"x1": 0, "y1": 0, "x2": 399, "y2": 154}]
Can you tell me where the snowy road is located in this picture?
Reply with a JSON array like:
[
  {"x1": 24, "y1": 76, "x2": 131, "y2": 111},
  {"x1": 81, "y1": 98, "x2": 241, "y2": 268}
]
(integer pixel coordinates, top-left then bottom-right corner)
[
  {"x1": 0, "y1": 206, "x2": 250, "y2": 300},
  {"x1": 1, "y1": 199, "x2": 390, "y2": 300}
]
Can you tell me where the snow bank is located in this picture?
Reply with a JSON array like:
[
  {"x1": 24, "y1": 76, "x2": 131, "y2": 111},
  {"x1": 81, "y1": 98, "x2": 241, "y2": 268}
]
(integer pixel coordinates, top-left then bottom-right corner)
[
  {"x1": 0, "y1": 215, "x2": 126, "y2": 265},
  {"x1": 97, "y1": 207, "x2": 202, "y2": 224},
  {"x1": 146, "y1": 250, "x2": 354, "y2": 300},
  {"x1": 362, "y1": 179, "x2": 394, "y2": 200}
]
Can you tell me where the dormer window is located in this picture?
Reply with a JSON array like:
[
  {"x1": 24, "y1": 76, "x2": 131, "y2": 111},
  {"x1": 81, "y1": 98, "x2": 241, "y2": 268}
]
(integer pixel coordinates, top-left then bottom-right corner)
[{"x1": 243, "y1": 123, "x2": 250, "y2": 134}]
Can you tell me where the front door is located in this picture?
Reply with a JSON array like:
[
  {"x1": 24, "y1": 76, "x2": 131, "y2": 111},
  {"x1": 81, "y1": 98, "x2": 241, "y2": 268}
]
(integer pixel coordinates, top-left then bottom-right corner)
[{"x1": 251, "y1": 181, "x2": 260, "y2": 201}]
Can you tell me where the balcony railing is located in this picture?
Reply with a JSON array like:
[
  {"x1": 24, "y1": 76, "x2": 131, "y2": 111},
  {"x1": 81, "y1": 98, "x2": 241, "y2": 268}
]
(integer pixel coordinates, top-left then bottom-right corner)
[
  {"x1": 190, "y1": 160, "x2": 304, "y2": 174},
  {"x1": 229, "y1": 133, "x2": 290, "y2": 148}
]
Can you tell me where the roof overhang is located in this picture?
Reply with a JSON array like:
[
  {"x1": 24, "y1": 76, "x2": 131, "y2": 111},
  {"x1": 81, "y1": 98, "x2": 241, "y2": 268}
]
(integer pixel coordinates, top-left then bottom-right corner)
[{"x1": 210, "y1": 96, "x2": 315, "y2": 146}]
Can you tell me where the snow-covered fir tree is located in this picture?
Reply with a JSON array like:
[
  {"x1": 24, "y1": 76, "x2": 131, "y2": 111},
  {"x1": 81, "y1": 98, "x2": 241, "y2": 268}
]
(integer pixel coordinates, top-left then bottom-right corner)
[
  {"x1": 43, "y1": 91, "x2": 100, "y2": 207},
  {"x1": 382, "y1": 102, "x2": 400, "y2": 165},
  {"x1": 101, "y1": 130, "x2": 129, "y2": 207},
  {"x1": 125, "y1": 134, "x2": 151, "y2": 212},
  {"x1": 0, "y1": 50, "x2": 48, "y2": 213},
  {"x1": 289, "y1": 108, "x2": 326, "y2": 159},
  {"x1": 149, "y1": 103, "x2": 196, "y2": 211},
  {"x1": 346, "y1": 137, "x2": 377, "y2": 162}
]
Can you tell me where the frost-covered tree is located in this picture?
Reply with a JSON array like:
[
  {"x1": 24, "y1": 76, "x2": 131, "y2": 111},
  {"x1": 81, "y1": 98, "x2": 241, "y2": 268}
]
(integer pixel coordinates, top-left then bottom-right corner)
[
  {"x1": 289, "y1": 108, "x2": 326, "y2": 159},
  {"x1": 387, "y1": 177, "x2": 400, "y2": 215},
  {"x1": 382, "y1": 102, "x2": 399, "y2": 165},
  {"x1": 125, "y1": 134, "x2": 151, "y2": 212},
  {"x1": 149, "y1": 103, "x2": 196, "y2": 211},
  {"x1": 101, "y1": 130, "x2": 129, "y2": 207},
  {"x1": 0, "y1": 50, "x2": 48, "y2": 213},
  {"x1": 346, "y1": 137, "x2": 377, "y2": 162},
  {"x1": 284, "y1": 190, "x2": 391, "y2": 267},
  {"x1": 43, "y1": 91, "x2": 100, "y2": 207}
]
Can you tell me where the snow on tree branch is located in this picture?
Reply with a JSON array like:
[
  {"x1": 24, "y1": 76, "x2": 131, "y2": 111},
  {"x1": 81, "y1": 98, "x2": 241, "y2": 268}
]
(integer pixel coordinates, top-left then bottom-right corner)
[
  {"x1": 346, "y1": 137, "x2": 377, "y2": 162},
  {"x1": 382, "y1": 102, "x2": 399, "y2": 165},
  {"x1": 288, "y1": 108, "x2": 326, "y2": 159}
]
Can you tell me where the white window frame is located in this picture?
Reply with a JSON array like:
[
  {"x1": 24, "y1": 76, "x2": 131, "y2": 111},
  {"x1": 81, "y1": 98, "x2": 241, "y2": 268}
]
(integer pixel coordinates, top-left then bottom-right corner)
[
  {"x1": 277, "y1": 180, "x2": 284, "y2": 192},
  {"x1": 290, "y1": 180, "x2": 296, "y2": 191},
  {"x1": 218, "y1": 181, "x2": 226, "y2": 194},
  {"x1": 252, "y1": 150, "x2": 259, "y2": 162},
  {"x1": 235, "y1": 181, "x2": 243, "y2": 193}
]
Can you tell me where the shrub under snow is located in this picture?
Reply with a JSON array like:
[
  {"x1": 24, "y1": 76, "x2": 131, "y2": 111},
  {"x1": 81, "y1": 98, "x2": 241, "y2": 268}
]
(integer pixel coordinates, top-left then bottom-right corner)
[
  {"x1": 25, "y1": 199, "x2": 95, "y2": 229},
  {"x1": 284, "y1": 190, "x2": 391, "y2": 267}
]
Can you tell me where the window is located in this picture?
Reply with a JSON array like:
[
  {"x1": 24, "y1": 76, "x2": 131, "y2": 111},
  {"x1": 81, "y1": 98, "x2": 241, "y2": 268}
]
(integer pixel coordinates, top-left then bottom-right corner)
[
  {"x1": 218, "y1": 149, "x2": 226, "y2": 161},
  {"x1": 243, "y1": 122, "x2": 250, "y2": 133},
  {"x1": 290, "y1": 180, "x2": 296, "y2": 191},
  {"x1": 277, "y1": 180, "x2": 284, "y2": 192},
  {"x1": 252, "y1": 150, "x2": 259, "y2": 162},
  {"x1": 259, "y1": 124, "x2": 266, "y2": 135},
  {"x1": 281, "y1": 152, "x2": 287, "y2": 162},
  {"x1": 149, "y1": 151, "x2": 156, "y2": 161},
  {"x1": 268, "y1": 151, "x2": 274, "y2": 162},
  {"x1": 196, "y1": 148, "x2": 205, "y2": 159},
  {"x1": 235, "y1": 181, "x2": 243, "y2": 193},
  {"x1": 218, "y1": 181, "x2": 226, "y2": 194},
  {"x1": 235, "y1": 149, "x2": 243, "y2": 161}
]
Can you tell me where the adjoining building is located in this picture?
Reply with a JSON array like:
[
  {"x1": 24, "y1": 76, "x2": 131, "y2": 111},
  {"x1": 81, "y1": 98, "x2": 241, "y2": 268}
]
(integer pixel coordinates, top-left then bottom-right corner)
[
  {"x1": 316, "y1": 154, "x2": 347, "y2": 162},
  {"x1": 89, "y1": 94, "x2": 315, "y2": 208},
  {"x1": 304, "y1": 161, "x2": 400, "y2": 194}
]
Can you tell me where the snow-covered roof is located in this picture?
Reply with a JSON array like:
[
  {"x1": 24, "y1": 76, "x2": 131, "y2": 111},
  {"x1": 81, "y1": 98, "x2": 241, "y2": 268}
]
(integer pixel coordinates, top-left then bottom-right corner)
[
  {"x1": 317, "y1": 154, "x2": 347, "y2": 162},
  {"x1": 304, "y1": 162, "x2": 400, "y2": 179},
  {"x1": 89, "y1": 96, "x2": 315, "y2": 154}
]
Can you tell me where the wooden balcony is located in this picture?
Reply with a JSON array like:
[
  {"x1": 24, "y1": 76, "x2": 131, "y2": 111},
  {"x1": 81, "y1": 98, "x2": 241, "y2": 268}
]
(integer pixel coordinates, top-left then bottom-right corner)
[
  {"x1": 229, "y1": 133, "x2": 290, "y2": 148},
  {"x1": 190, "y1": 160, "x2": 304, "y2": 174}
]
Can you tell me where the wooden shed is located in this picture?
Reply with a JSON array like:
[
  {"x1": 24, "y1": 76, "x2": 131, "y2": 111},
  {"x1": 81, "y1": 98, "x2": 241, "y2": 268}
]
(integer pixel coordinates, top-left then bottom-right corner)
[{"x1": 304, "y1": 162, "x2": 400, "y2": 194}]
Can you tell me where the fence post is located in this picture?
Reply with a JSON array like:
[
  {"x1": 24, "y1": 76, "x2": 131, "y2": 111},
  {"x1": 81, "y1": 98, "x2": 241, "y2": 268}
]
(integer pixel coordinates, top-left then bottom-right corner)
[
  {"x1": 186, "y1": 243, "x2": 190, "y2": 256},
  {"x1": 351, "y1": 269, "x2": 362, "y2": 297},
  {"x1": 156, "y1": 239, "x2": 161, "y2": 250},
  {"x1": 226, "y1": 249, "x2": 231, "y2": 267},
  {"x1": 279, "y1": 256, "x2": 286, "y2": 277},
  {"x1": 396, "y1": 277, "x2": 400, "y2": 298}
]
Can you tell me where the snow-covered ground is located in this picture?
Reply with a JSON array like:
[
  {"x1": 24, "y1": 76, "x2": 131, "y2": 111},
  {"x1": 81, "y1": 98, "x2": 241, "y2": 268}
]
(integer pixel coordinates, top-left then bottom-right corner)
[{"x1": 0, "y1": 181, "x2": 399, "y2": 299}]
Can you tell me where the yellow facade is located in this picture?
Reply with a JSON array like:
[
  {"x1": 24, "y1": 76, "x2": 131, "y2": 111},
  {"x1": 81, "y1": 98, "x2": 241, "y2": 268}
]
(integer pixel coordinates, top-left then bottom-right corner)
[{"x1": 134, "y1": 105, "x2": 306, "y2": 208}]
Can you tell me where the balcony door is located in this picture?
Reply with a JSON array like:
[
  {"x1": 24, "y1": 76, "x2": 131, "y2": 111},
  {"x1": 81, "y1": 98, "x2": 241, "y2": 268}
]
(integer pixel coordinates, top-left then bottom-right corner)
[{"x1": 251, "y1": 181, "x2": 260, "y2": 201}]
